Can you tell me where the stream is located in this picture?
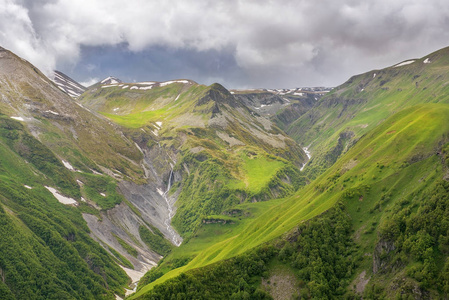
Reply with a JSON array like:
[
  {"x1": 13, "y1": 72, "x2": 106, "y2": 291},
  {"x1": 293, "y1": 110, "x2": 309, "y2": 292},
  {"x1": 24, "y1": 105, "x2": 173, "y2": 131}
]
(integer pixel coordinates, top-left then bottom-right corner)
[{"x1": 300, "y1": 147, "x2": 312, "y2": 171}]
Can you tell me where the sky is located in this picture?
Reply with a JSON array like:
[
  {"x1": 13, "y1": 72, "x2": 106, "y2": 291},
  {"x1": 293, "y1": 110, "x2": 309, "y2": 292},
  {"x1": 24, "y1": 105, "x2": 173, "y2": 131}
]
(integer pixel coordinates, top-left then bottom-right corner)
[{"x1": 1, "y1": 0, "x2": 449, "y2": 89}]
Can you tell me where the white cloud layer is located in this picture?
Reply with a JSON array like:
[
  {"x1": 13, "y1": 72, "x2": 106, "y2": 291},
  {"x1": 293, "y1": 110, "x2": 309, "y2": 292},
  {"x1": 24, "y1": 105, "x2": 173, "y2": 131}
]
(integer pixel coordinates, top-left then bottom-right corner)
[{"x1": 2, "y1": 0, "x2": 449, "y2": 86}]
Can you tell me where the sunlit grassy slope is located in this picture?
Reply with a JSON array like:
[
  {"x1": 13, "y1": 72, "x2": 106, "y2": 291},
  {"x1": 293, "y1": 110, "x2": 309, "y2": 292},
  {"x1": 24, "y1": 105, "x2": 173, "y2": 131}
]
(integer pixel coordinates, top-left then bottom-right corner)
[
  {"x1": 131, "y1": 103, "x2": 449, "y2": 298},
  {"x1": 287, "y1": 46, "x2": 449, "y2": 178}
]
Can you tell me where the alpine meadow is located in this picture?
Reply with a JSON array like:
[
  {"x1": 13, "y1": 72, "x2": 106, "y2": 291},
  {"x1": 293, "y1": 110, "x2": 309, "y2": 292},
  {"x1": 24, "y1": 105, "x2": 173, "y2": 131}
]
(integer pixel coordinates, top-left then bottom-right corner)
[{"x1": 2, "y1": 37, "x2": 449, "y2": 300}]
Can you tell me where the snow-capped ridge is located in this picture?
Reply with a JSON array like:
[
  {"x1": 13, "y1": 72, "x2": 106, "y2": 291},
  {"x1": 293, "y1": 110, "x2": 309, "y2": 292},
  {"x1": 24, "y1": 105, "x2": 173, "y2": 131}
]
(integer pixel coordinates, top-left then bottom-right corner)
[
  {"x1": 100, "y1": 76, "x2": 122, "y2": 85},
  {"x1": 51, "y1": 70, "x2": 87, "y2": 98}
]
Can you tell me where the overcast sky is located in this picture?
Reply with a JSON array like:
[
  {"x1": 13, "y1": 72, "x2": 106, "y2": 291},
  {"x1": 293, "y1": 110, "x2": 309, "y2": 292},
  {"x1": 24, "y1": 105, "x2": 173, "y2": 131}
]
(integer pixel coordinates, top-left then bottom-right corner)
[{"x1": 1, "y1": 0, "x2": 449, "y2": 88}]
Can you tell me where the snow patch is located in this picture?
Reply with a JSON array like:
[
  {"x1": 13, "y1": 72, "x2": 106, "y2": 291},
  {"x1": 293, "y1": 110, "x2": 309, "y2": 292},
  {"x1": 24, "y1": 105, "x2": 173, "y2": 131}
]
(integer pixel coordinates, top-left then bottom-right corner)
[
  {"x1": 139, "y1": 86, "x2": 153, "y2": 90},
  {"x1": 101, "y1": 76, "x2": 120, "y2": 84},
  {"x1": 373, "y1": 73, "x2": 376, "y2": 78},
  {"x1": 156, "y1": 121, "x2": 162, "y2": 128},
  {"x1": 175, "y1": 94, "x2": 181, "y2": 101},
  {"x1": 394, "y1": 60, "x2": 415, "y2": 67},
  {"x1": 121, "y1": 85, "x2": 129, "y2": 89},
  {"x1": 423, "y1": 58, "x2": 431, "y2": 64},
  {"x1": 137, "y1": 81, "x2": 156, "y2": 85},
  {"x1": 45, "y1": 186, "x2": 77, "y2": 205},
  {"x1": 130, "y1": 86, "x2": 139, "y2": 90},
  {"x1": 46, "y1": 110, "x2": 59, "y2": 115},
  {"x1": 11, "y1": 116, "x2": 24, "y2": 121},
  {"x1": 62, "y1": 160, "x2": 75, "y2": 171},
  {"x1": 100, "y1": 192, "x2": 106, "y2": 197},
  {"x1": 24, "y1": 185, "x2": 32, "y2": 189},
  {"x1": 113, "y1": 107, "x2": 119, "y2": 112},
  {"x1": 159, "y1": 80, "x2": 189, "y2": 87}
]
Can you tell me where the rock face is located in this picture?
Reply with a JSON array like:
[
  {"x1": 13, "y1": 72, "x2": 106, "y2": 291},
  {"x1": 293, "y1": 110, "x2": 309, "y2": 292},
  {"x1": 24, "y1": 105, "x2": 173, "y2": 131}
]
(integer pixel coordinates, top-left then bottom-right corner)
[{"x1": 373, "y1": 238, "x2": 396, "y2": 274}]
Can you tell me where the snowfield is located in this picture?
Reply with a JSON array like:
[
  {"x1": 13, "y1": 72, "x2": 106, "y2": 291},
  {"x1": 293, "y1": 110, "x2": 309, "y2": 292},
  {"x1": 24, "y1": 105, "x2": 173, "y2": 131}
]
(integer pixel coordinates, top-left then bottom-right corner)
[
  {"x1": 394, "y1": 60, "x2": 415, "y2": 67},
  {"x1": 62, "y1": 160, "x2": 75, "y2": 171},
  {"x1": 10, "y1": 116, "x2": 24, "y2": 121},
  {"x1": 45, "y1": 186, "x2": 77, "y2": 205}
]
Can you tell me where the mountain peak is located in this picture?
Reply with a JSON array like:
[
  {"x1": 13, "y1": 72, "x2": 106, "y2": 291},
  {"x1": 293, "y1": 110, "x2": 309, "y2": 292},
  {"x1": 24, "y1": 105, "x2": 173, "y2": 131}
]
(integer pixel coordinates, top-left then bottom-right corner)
[
  {"x1": 52, "y1": 70, "x2": 87, "y2": 98},
  {"x1": 100, "y1": 76, "x2": 122, "y2": 85}
]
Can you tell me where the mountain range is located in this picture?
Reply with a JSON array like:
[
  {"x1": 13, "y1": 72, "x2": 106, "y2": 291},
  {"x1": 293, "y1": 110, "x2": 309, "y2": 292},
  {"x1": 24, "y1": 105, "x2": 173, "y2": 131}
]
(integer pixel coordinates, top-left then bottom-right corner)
[{"x1": 1, "y1": 44, "x2": 449, "y2": 299}]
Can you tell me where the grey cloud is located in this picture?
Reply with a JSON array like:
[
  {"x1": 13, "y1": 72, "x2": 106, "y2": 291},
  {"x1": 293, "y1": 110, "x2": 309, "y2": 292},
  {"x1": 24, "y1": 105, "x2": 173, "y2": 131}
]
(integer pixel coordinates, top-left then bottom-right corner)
[{"x1": 1, "y1": 0, "x2": 449, "y2": 87}]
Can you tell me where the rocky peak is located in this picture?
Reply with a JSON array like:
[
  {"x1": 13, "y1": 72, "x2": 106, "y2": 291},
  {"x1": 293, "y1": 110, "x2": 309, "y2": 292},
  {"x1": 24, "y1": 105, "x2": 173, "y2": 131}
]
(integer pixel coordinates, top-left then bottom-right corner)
[{"x1": 100, "y1": 76, "x2": 122, "y2": 85}]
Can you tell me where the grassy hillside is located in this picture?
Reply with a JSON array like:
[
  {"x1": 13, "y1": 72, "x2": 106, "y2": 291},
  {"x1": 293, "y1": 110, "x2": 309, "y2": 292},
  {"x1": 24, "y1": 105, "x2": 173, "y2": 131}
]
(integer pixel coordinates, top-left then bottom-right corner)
[
  {"x1": 288, "y1": 46, "x2": 449, "y2": 179},
  {"x1": 132, "y1": 101, "x2": 449, "y2": 298},
  {"x1": 0, "y1": 115, "x2": 130, "y2": 299}
]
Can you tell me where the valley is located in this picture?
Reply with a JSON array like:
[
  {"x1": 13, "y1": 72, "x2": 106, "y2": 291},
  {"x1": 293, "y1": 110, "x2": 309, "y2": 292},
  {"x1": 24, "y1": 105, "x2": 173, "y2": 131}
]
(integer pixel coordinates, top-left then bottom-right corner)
[{"x1": 1, "y1": 44, "x2": 449, "y2": 299}]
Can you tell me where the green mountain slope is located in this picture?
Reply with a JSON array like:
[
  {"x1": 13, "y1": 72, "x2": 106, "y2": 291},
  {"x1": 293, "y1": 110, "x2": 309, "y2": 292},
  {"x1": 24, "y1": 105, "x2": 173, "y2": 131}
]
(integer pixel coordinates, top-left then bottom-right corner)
[
  {"x1": 0, "y1": 47, "x2": 178, "y2": 298},
  {"x1": 288, "y1": 46, "x2": 449, "y2": 179},
  {"x1": 0, "y1": 114, "x2": 129, "y2": 299},
  {"x1": 133, "y1": 101, "x2": 449, "y2": 299},
  {"x1": 0, "y1": 48, "x2": 143, "y2": 182},
  {"x1": 131, "y1": 47, "x2": 449, "y2": 299}
]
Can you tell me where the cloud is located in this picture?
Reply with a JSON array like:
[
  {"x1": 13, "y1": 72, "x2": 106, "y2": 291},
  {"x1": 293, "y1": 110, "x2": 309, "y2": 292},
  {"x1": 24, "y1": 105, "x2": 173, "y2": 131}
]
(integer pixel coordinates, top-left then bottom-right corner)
[
  {"x1": 78, "y1": 77, "x2": 98, "y2": 87},
  {"x1": 1, "y1": 0, "x2": 449, "y2": 87}
]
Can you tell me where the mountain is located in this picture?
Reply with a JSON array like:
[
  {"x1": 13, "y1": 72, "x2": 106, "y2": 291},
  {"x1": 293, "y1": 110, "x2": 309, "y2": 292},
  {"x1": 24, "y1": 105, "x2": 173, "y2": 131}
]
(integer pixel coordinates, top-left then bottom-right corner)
[
  {"x1": 0, "y1": 46, "x2": 134, "y2": 298},
  {"x1": 79, "y1": 78, "x2": 308, "y2": 236},
  {"x1": 99, "y1": 76, "x2": 123, "y2": 85},
  {"x1": 131, "y1": 46, "x2": 449, "y2": 299},
  {"x1": 285, "y1": 46, "x2": 449, "y2": 180},
  {"x1": 231, "y1": 87, "x2": 330, "y2": 132},
  {"x1": 51, "y1": 70, "x2": 87, "y2": 98},
  {"x1": 2, "y1": 42, "x2": 449, "y2": 300},
  {"x1": 0, "y1": 45, "x2": 311, "y2": 299}
]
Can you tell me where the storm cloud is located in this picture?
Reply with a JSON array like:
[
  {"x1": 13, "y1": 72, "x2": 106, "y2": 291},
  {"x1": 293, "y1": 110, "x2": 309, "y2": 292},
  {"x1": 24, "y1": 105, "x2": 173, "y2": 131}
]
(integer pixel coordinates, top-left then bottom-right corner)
[{"x1": 1, "y1": 0, "x2": 449, "y2": 88}]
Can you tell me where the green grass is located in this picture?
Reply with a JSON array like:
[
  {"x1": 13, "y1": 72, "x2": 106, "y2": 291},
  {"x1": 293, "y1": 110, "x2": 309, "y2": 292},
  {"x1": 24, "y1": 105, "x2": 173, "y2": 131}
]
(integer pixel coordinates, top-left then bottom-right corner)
[
  {"x1": 139, "y1": 225, "x2": 173, "y2": 256},
  {"x1": 103, "y1": 108, "x2": 168, "y2": 128},
  {"x1": 108, "y1": 246, "x2": 134, "y2": 269},
  {"x1": 236, "y1": 152, "x2": 286, "y2": 193},
  {"x1": 78, "y1": 173, "x2": 125, "y2": 210}
]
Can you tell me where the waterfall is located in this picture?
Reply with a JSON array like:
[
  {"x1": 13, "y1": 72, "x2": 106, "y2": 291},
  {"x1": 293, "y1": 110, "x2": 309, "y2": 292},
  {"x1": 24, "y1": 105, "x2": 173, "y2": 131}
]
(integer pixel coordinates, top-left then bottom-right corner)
[
  {"x1": 300, "y1": 147, "x2": 312, "y2": 171},
  {"x1": 163, "y1": 169, "x2": 181, "y2": 246}
]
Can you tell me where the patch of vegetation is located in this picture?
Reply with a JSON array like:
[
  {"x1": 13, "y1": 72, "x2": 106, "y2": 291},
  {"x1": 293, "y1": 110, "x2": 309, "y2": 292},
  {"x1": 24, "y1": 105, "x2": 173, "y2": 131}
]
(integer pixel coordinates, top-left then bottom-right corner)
[
  {"x1": 79, "y1": 173, "x2": 124, "y2": 210},
  {"x1": 108, "y1": 246, "x2": 134, "y2": 269},
  {"x1": 139, "y1": 225, "x2": 172, "y2": 256},
  {"x1": 113, "y1": 233, "x2": 138, "y2": 258}
]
